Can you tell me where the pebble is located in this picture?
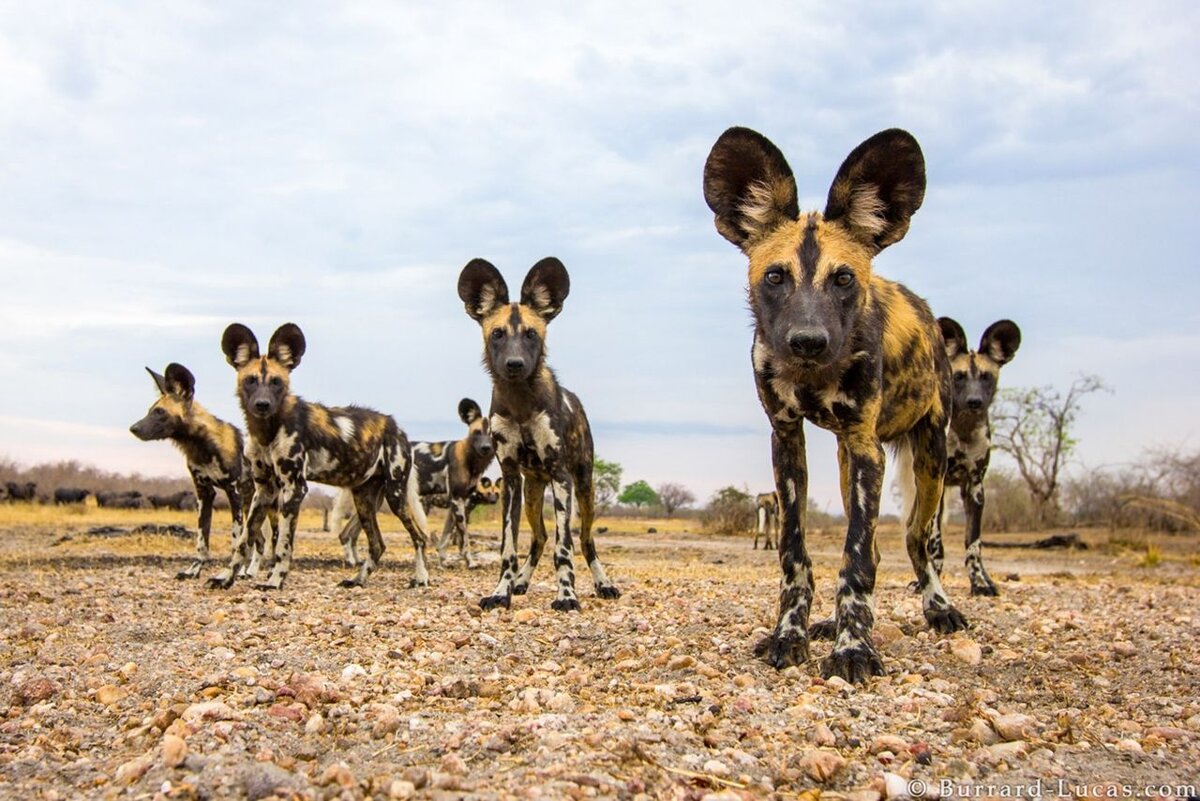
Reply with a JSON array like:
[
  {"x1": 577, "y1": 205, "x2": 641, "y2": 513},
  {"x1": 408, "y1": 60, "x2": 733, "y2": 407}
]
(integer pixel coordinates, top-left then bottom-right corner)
[
  {"x1": 161, "y1": 733, "x2": 188, "y2": 767},
  {"x1": 340, "y1": 663, "x2": 366, "y2": 683},
  {"x1": 96, "y1": 684, "x2": 127, "y2": 706},
  {"x1": 797, "y1": 749, "x2": 845, "y2": 782},
  {"x1": 389, "y1": 779, "x2": 417, "y2": 799},
  {"x1": 14, "y1": 677, "x2": 59, "y2": 706},
  {"x1": 182, "y1": 700, "x2": 238, "y2": 722},
  {"x1": 243, "y1": 763, "x2": 299, "y2": 800},
  {"x1": 989, "y1": 713, "x2": 1036, "y2": 741},
  {"x1": 702, "y1": 759, "x2": 730, "y2": 777},
  {"x1": 115, "y1": 755, "x2": 151, "y2": 784},
  {"x1": 513, "y1": 609, "x2": 537, "y2": 623},
  {"x1": 950, "y1": 638, "x2": 982, "y2": 666},
  {"x1": 1146, "y1": 726, "x2": 1189, "y2": 740},
  {"x1": 1115, "y1": 738, "x2": 1143, "y2": 753},
  {"x1": 809, "y1": 722, "x2": 836, "y2": 746},
  {"x1": 668, "y1": 654, "x2": 695, "y2": 671},
  {"x1": 304, "y1": 712, "x2": 325, "y2": 734},
  {"x1": 985, "y1": 740, "x2": 1028, "y2": 762},
  {"x1": 883, "y1": 772, "x2": 909, "y2": 799},
  {"x1": 319, "y1": 762, "x2": 355, "y2": 789},
  {"x1": 870, "y1": 735, "x2": 907, "y2": 755}
]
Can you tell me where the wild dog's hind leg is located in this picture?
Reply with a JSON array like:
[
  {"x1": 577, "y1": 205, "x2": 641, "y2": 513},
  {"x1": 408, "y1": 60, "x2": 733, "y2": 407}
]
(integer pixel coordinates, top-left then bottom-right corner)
[
  {"x1": 810, "y1": 440, "x2": 854, "y2": 641},
  {"x1": 904, "y1": 423, "x2": 969, "y2": 634},
  {"x1": 381, "y1": 442, "x2": 430, "y2": 588},
  {"x1": 962, "y1": 480, "x2": 998, "y2": 596},
  {"x1": 756, "y1": 425, "x2": 815, "y2": 669},
  {"x1": 208, "y1": 482, "x2": 274, "y2": 589},
  {"x1": 511, "y1": 476, "x2": 547, "y2": 596},
  {"x1": 257, "y1": 463, "x2": 305, "y2": 591},
  {"x1": 178, "y1": 483, "x2": 215, "y2": 579},
  {"x1": 338, "y1": 514, "x2": 362, "y2": 568},
  {"x1": 547, "y1": 471, "x2": 580, "y2": 612},
  {"x1": 819, "y1": 431, "x2": 886, "y2": 684},
  {"x1": 575, "y1": 463, "x2": 619, "y2": 598},
  {"x1": 447, "y1": 497, "x2": 477, "y2": 569},
  {"x1": 481, "y1": 463, "x2": 522, "y2": 610},
  {"x1": 342, "y1": 482, "x2": 385, "y2": 588}
]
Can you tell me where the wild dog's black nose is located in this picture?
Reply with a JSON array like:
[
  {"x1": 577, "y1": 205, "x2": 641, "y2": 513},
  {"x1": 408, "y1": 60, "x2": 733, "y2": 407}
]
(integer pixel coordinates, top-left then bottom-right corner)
[
  {"x1": 479, "y1": 442, "x2": 494, "y2": 455},
  {"x1": 788, "y1": 328, "x2": 828, "y2": 359},
  {"x1": 254, "y1": 399, "x2": 271, "y2": 413},
  {"x1": 966, "y1": 398, "x2": 984, "y2": 410},
  {"x1": 505, "y1": 358, "x2": 525, "y2": 373}
]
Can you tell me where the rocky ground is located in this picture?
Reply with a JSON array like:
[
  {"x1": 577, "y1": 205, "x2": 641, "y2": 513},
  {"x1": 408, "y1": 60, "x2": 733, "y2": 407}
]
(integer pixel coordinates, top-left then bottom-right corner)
[{"x1": 1, "y1": 508, "x2": 1198, "y2": 800}]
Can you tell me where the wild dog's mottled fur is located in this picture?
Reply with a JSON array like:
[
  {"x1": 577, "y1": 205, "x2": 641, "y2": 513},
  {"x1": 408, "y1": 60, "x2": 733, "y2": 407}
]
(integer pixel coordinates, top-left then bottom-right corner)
[
  {"x1": 704, "y1": 126, "x2": 967, "y2": 683},
  {"x1": 754, "y1": 491, "x2": 780, "y2": 550},
  {"x1": 130, "y1": 363, "x2": 275, "y2": 579},
  {"x1": 337, "y1": 398, "x2": 496, "y2": 568},
  {"x1": 458, "y1": 257, "x2": 620, "y2": 611},
  {"x1": 207, "y1": 323, "x2": 431, "y2": 591},
  {"x1": 931, "y1": 317, "x2": 1021, "y2": 596}
]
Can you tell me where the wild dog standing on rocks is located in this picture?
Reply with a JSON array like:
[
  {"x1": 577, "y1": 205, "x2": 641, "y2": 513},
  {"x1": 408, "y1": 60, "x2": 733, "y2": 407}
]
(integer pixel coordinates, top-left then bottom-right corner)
[
  {"x1": 457, "y1": 257, "x2": 620, "y2": 611},
  {"x1": 932, "y1": 317, "x2": 1021, "y2": 596},
  {"x1": 336, "y1": 398, "x2": 496, "y2": 568},
  {"x1": 130, "y1": 363, "x2": 276, "y2": 579},
  {"x1": 754, "y1": 491, "x2": 780, "y2": 550},
  {"x1": 704, "y1": 126, "x2": 967, "y2": 682},
  {"x1": 207, "y1": 323, "x2": 431, "y2": 591}
]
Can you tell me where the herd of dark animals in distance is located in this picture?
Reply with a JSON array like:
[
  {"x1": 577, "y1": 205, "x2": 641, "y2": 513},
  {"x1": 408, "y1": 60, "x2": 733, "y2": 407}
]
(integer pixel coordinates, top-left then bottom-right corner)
[{"x1": 1, "y1": 127, "x2": 1026, "y2": 684}]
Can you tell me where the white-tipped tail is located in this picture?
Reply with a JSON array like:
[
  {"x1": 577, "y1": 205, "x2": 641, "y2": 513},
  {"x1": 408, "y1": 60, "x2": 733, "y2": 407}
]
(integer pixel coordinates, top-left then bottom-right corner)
[
  {"x1": 406, "y1": 467, "x2": 429, "y2": 533},
  {"x1": 893, "y1": 440, "x2": 916, "y2": 531}
]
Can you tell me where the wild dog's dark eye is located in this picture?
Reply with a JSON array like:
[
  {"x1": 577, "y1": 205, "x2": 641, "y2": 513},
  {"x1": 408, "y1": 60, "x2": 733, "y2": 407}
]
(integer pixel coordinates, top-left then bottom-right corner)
[
  {"x1": 244, "y1": 376, "x2": 258, "y2": 387},
  {"x1": 833, "y1": 270, "x2": 855, "y2": 288},
  {"x1": 491, "y1": 329, "x2": 505, "y2": 341},
  {"x1": 980, "y1": 373, "x2": 993, "y2": 383},
  {"x1": 270, "y1": 377, "x2": 283, "y2": 387},
  {"x1": 154, "y1": 408, "x2": 167, "y2": 417},
  {"x1": 764, "y1": 268, "x2": 785, "y2": 286},
  {"x1": 524, "y1": 329, "x2": 537, "y2": 340},
  {"x1": 953, "y1": 372, "x2": 967, "y2": 382}
]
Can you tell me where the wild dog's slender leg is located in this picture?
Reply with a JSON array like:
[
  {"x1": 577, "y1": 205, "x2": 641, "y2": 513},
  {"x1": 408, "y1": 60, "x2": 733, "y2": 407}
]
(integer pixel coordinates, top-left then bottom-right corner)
[
  {"x1": 481, "y1": 461, "x2": 522, "y2": 610},
  {"x1": 927, "y1": 490, "x2": 946, "y2": 577},
  {"x1": 906, "y1": 419, "x2": 969, "y2": 633},
  {"x1": 381, "y1": 440, "x2": 430, "y2": 588},
  {"x1": 962, "y1": 480, "x2": 998, "y2": 596},
  {"x1": 511, "y1": 476, "x2": 547, "y2": 596},
  {"x1": 208, "y1": 480, "x2": 274, "y2": 589},
  {"x1": 811, "y1": 441, "x2": 854, "y2": 641},
  {"x1": 755, "y1": 424, "x2": 815, "y2": 668},
  {"x1": 574, "y1": 463, "x2": 618, "y2": 598},
  {"x1": 448, "y1": 496, "x2": 476, "y2": 569},
  {"x1": 257, "y1": 461, "x2": 306, "y2": 591},
  {"x1": 338, "y1": 514, "x2": 362, "y2": 568},
  {"x1": 435, "y1": 507, "x2": 456, "y2": 565},
  {"x1": 178, "y1": 483, "x2": 215, "y2": 579},
  {"x1": 255, "y1": 506, "x2": 280, "y2": 577},
  {"x1": 547, "y1": 471, "x2": 579, "y2": 612},
  {"x1": 819, "y1": 430, "x2": 886, "y2": 683},
  {"x1": 341, "y1": 483, "x2": 384, "y2": 587}
]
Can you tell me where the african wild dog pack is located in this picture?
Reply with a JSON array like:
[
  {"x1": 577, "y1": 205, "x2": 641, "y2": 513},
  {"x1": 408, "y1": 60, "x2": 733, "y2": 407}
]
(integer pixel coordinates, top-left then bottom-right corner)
[{"x1": 113, "y1": 122, "x2": 1029, "y2": 688}]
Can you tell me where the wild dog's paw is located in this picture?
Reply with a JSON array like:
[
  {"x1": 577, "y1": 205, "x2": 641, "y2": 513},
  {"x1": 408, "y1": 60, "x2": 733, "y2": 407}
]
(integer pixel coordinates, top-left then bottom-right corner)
[
  {"x1": 807, "y1": 617, "x2": 837, "y2": 641},
  {"x1": 510, "y1": 582, "x2": 529, "y2": 596},
  {"x1": 925, "y1": 604, "x2": 969, "y2": 633},
  {"x1": 338, "y1": 577, "x2": 364, "y2": 589},
  {"x1": 479, "y1": 593, "x2": 511, "y2": 611},
  {"x1": 408, "y1": 577, "x2": 430, "y2": 589},
  {"x1": 550, "y1": 597, "x2": 581, "y2": 613},
  {"x1": 754, "y1": 631, "x2": 810, "y2": 669},
  {"x1": 175, "y1": 561, "x2": 203, "y2": 580},
  {"x1": 970, "y1": 581, "x2": 999, "y2": 597},
  {"x1": 254, "y1": 574, "x2": 286, "y2": 591},
  {"x1": 205, "y1": 572, "x2": 235, "y2": 590},
  {"x1": 906, "y1": 579, "x2": 922, "y2": 594},
  {"x1": 820, "y1": 643, "x2": 885, "y2": 684},
  {"x1": 595, "y1": 584, "x2": 621, "y2": 600}
]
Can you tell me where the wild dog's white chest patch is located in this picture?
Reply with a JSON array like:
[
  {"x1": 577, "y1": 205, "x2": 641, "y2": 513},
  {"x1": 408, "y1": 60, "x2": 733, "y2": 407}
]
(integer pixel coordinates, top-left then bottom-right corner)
[
  {"x1": 192, "y1": 458, "x2": 226, "y2": 483},
  {"x1": 266, "y1": 429, "x2": 300, "y2": 465},
  {"x1": 524, "y1": 411, "x2": 560, "y2": 458},
  {"x1": 334, "y1": 417, "x2": 355, "y2": 442}
]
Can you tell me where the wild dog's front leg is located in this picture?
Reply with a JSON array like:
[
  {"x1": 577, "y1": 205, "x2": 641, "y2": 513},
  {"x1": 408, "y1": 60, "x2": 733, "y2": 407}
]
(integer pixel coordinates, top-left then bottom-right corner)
[
  {"x1": 177, "y1": 483, "x2": 215, "y2": 579},
  {"x1": 547, "y1": 472, "x2": 580, "y2": 612},
  {"x1": 338, "y1": 515, "x2": 362, "y2": 568},
  {"x1": 207, "y1": 485, "x2": 271, "y2": 590},
  {"x1": 511, "y1": 477, "x2": 548, "y2": 596},
  {"x1": 962, "y1": 480, "x2": 997, "y2": 596},
  {"x1": 448, "y1": 497, "x2": 477, "y2": 569},
  {"x1": 820, "y1": 433, "x2": 886, "y2": 683},
  {"x1": 481, "y1": 463, "x2": 522, "y2": 610},
  {"x1": 342, "y1": 486, "x2": 385, "y2": 588},
  {"x1": 755, "y1": 425, "x2": 815, "y2": 669},
  {"x1": 257, "y1": 470, "x2": 305, "y2": 591},
  {"x1": 907, "y1": 423, "x2": 969, "y2": 634}
]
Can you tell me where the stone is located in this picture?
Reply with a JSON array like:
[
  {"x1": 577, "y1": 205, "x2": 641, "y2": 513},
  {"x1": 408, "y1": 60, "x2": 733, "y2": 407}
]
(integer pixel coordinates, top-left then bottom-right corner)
[
  {"x1": 161, "y1": 733, "x2": 188, "y2": 767},
  {"x1": 950, "y1": 638, "x2": 982, "y2": 666},
  {"x1": 797, "y1": 749, "x2": 845, "y2": 782}
]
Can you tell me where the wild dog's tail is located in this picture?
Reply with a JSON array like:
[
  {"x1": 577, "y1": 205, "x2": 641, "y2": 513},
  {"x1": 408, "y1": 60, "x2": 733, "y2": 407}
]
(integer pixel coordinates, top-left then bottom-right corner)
[
  {"x1": 405, "y1": 461, "x2": 429, "y2": 537},
  {"x1": 757, "y1": 504, "x2": 768, "y2": 533},
  {"x1": 893, "y1": 439, "x2": 916, "y2": 532}
]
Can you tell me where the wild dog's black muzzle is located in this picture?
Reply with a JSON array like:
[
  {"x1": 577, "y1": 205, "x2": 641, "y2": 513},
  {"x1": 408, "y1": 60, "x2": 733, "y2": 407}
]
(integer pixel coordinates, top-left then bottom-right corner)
[{"x1": 788, "y1": 328, "x2": 829, "y2": 359}]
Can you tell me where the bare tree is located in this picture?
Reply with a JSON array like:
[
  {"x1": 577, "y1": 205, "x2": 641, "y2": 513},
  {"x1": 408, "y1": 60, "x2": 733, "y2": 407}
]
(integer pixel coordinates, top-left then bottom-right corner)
[
  {"x1": 656, "y1": 483, "x2": 695, "y2": 517},
  {"x1": 991, "y1": 373, "x2": 1109, "y2": 528}
]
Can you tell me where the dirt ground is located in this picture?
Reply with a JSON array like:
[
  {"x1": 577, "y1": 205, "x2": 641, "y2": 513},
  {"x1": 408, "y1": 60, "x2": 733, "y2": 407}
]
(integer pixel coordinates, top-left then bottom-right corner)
[{"x1": 1, "y1": 505, "x2": 1198, "y2": 801}]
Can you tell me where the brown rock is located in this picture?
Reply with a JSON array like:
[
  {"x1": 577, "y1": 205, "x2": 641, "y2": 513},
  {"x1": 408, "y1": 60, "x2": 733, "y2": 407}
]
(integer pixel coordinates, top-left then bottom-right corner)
[
  {"x1": 115, "y1": 755, "x2": 151, "y2": 784},
  {"x1": 161, "y1": 734, "x2": 188, "y2": 768},
  {"x1": 96, "y1": 684, "x2": 127, "y2": 706},
  {"x1": 14, "y1": 677, "x2": 59, "y2": 706},
  {"x1": 797, "y1": 749, "x2": 845, "y2": 782},
  {"x1": 950, "y1": 638, "x2": 982, "y2": 666}
]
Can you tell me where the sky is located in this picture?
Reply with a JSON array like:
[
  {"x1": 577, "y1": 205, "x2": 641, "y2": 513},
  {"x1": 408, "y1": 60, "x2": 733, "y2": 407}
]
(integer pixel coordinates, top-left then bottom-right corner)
[{"x1": 1, "y1": 1, "x2": 1197, "y2": 514}]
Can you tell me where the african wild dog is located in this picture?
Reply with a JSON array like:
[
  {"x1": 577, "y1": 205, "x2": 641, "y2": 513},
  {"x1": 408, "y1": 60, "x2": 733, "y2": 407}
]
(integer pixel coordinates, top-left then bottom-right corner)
[
  {"x1": 704, "y1": 126, "x2": 967, "y2": 682},
  {"x1": 336, "y1": 398, "x2": 496, "y2": 568},
  {"x1": 929, "y1": 318, "x2": 1021, "y2": 596},
  {"x1": 431, "y1": 476, "x2": 503, "y2": 554},
  {"x1": 754, "y1": 491, "x2": 780, "y2": 550},
  {"x1": 457, "y1": 257, "x2": 620, "y2": 611},
  {"x1": 130, "y1": 364, "x2": 275, "y2": 579},
  {"x1": 208, "y1": 323, "x2": 431, "y2": 591}
]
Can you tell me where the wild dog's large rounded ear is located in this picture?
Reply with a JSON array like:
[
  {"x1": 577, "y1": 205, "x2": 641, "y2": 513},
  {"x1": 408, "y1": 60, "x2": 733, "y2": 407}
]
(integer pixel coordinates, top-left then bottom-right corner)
[
  {"x1": 938, "y1": 317, "x2": 968, "y2": 359},
  {"x1": 979, "y1": 320, "x2": 1021, "y2": 365},
  {"x1": 145, "y1": 366, "x2": 169, "y2": 395},
  {"x1": 164, "y1": 363, "x2": 196, "y2": 401},
  {"x1": 221, "y1": 324, "x2": 260, "y2": 368},
  {"x1": 521, "y1": 257, "x2": 570, "y2": 321},
  {"x1": 267, "y1": 323, "x2": 306, "y2": 370},
  {"x1": 458, "y1": 398, "x2": 482, "y2": 425},
  {"x1": 824, "y1": 128, "x2": 925, "y2": 253},
  {"x1": 458, "y1": 259, "x2": 510, "y2": 322},
  {"x1": 703, "y1": 126, "x2": 799, "y2": 252}
]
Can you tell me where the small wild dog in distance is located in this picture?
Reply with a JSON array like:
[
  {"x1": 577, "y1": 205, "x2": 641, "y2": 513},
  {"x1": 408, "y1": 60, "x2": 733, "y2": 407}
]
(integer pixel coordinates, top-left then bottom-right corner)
[
  {"x1": 754, "y1": 491, "x2": 779, "y2": 550},
  {"x1": 933, "y1": 317, "x2": 1021, "y2": 596},
  {"x1": 129, "y1": 364, "x2": 274, "y2": 579},
  {"x1": 458, "y1": 257, "x2": 620, "y2": 611},
  {"x1": 704, "y1": 126, "x2": 966, "y2": 683},
  {"x1": 209, "y1": 323, "x2": 431, "y2": 591},
  {"x1": 335, "y1": 397, "x2": 496, "y2": 569}
]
